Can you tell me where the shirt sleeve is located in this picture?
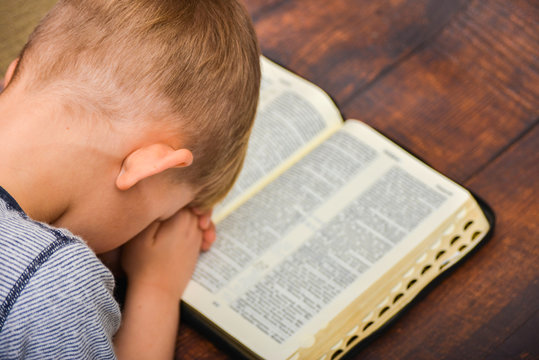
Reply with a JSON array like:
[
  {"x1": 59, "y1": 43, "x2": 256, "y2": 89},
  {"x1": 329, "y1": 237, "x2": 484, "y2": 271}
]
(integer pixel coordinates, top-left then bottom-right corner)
[{"x1": 0, "y1": 241, "x2": 121, "y2": 360}]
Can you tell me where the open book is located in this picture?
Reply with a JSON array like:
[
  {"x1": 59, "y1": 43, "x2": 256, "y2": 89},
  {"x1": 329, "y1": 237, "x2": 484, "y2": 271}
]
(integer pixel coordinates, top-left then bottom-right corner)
[{"x1": 182, "y1": 57, "x2": 494, "y2": 360}]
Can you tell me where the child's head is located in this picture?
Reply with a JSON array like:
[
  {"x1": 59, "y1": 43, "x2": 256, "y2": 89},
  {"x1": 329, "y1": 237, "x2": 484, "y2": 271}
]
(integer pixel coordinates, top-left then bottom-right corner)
[
  {"x1": 7, "y1": 0, "x2": 260, "y2": 211},
  {"x1": 1, "y1": 0, "x2": 259, "y2": 252}
]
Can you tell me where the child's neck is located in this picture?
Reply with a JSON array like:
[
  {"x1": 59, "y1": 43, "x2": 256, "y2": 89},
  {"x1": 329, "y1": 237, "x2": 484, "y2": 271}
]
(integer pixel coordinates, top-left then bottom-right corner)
[
  {"x1": 0, "y1": 87, "x2": 133, "y2": 227},
  {"x1": 0, "y1": 91, "x2": 74, "y2": 223}
]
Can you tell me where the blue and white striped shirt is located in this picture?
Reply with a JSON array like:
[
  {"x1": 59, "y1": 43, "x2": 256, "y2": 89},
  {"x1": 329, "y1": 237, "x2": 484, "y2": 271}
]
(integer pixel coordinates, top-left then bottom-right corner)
[{"x1": 0, "y1": 186, "x2": 121, "y2": 359}]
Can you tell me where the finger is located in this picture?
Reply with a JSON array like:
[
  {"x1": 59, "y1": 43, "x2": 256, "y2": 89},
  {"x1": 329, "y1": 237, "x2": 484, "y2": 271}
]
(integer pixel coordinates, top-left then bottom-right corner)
[
  {"x1": 200, "y1": 241, "x2": 212, "y2": 252},
  {"x1": 201, "y1": 223, "x2": 216, "y2": 251},
  {"x1": 201, "y1": 239, "x2": 213, "y2": 252},
  {"x1": 192, "y1": 208, "x2": 213, "y2": 229},
  {"x1": 198, "y1": 213, "x2": 212, "y2": 230},
  {"x1": 204, "y1": 223, "x2": 216, "y2": 243}
]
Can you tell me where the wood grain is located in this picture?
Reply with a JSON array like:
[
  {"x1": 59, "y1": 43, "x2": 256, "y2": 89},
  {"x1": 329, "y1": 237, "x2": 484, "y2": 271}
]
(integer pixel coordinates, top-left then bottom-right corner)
[
  {"x1": 176, "y1": 0, "x2": 539, "y2": 358},
  {"x1": 243, "y1": 0, "x2": 287, "y2": 20},
  {"x1": 0, "y1": 0, "x2": 536, "y2": 358},
  {"x1": 351, "y1": 123, "x2": 539, "y2": 360},
  {"x1": 245, "y1": 0, "x2": 469, "y2": 108},
  {"x1": 175, "y1": 323, "x2": 233, "y2": 360},
  {"x1": 343, "y1": 0, "x2": 539, "y2": 183}
]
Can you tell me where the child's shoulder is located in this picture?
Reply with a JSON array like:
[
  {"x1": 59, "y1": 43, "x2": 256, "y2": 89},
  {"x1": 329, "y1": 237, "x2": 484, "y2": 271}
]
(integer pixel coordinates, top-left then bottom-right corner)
[
  {"x1": 0, "y1": 187, "x2": 92, "y2": 292},
  {"x1": 0, "y1": 188, "x2": 121, "y2": 358}
]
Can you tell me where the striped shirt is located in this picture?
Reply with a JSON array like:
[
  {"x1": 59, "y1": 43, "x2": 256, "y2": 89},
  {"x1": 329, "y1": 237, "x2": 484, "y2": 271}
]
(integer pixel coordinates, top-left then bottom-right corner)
[{"x1": 0, "y1": 186, "x2": 121, "y2": 359}]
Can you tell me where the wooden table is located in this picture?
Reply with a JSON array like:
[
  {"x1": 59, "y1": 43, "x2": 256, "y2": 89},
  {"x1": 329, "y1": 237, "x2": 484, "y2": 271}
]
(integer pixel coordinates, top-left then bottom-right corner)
[
  {"x1": 175, "y1": 1, "x2": 539, "y2": 359},
  {"x1": 1, "y1": 0, "x2": 535, "y2": 358}
]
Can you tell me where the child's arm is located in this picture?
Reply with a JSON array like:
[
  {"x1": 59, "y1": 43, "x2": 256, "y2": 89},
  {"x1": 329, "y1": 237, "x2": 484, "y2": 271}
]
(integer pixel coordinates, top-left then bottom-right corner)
[{"x1": 114, "y1": 208, "x2": 204, "y2": 360}]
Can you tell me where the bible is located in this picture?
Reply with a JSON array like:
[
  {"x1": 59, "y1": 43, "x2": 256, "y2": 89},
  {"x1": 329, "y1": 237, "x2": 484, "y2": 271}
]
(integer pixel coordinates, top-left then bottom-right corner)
[{"x1": 181, "y1": 57, "x2": 494, "y2": 360}]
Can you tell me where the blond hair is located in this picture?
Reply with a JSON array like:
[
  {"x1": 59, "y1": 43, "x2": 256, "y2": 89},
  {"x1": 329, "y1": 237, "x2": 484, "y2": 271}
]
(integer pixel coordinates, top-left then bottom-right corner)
[{"x1": 12, "y1": 0, "x2": 260, "y2": 210}]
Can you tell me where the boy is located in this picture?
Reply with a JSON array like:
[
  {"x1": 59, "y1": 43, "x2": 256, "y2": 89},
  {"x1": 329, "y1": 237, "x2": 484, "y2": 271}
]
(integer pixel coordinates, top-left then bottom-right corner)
[{"x1": 0, "y1": 0, "x2": 260, "y2": 359}]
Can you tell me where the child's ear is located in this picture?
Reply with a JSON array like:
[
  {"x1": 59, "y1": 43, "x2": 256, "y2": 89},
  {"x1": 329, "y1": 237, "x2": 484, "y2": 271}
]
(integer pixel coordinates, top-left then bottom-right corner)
[
  {"x1": 4, "y1": 58, "x2": 20, "y2": 88},
  {"x1": 116, "y1": 144, "x2": 193, "y2": 191}
]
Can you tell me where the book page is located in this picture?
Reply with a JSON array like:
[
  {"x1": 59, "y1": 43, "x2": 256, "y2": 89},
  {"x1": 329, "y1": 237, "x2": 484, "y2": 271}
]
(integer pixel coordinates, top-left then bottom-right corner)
[
  {"x1": 183, "y1": 120, "x2": 470, "y2": 360},
  {"x1": 213, "y1": 57, "x2": 343, "y2": 221}
]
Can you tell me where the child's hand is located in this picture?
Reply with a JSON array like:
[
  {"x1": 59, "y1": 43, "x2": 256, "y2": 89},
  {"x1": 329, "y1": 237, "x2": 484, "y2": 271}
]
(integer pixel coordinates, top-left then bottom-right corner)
[
  {"x1": 121, "y1": 208, "x2": 203, "y2": 300},
  {"x1": 115, "y1": 209, "x2": 204, "y2": 359},
  {"x1": 99, "y1": 208, "x2": 215, "y2": 278},
  {"x1": 192, "y1": 208, "x2": 216, "y2": 251}
]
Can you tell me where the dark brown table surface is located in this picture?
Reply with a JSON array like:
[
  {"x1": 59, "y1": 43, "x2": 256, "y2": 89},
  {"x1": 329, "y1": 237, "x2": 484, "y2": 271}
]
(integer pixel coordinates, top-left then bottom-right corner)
[
  {"x1": 1, "y1": 1, "x2": 535, "y2": 359},
  {"x1": 175, "y1": 1, "x2": 539, "y2": 359}
]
